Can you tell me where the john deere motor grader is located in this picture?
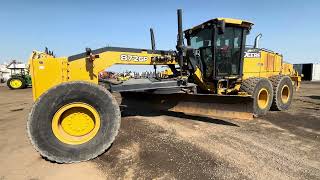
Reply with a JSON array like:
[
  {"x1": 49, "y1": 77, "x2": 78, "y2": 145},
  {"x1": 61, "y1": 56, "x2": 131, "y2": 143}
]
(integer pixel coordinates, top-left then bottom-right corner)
[{"x1": 27, "y1": 10, "x2": 300, "y2": 163}]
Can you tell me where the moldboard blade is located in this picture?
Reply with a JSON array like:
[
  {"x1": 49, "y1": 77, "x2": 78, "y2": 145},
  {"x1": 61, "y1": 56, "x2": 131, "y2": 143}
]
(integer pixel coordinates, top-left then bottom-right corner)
[{"x1": 120, "y1": 92, "x2": 254, "y2": 121}]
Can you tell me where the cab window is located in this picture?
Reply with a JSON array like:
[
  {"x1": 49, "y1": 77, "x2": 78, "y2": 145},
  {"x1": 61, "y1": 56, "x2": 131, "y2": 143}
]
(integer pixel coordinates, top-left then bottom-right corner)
[
  {"x1": 190, "y1": 28, "x2": 213, "y2": 79},
  {"x1": 215, "y1": 27, "x2": 243, "y2": 76}
]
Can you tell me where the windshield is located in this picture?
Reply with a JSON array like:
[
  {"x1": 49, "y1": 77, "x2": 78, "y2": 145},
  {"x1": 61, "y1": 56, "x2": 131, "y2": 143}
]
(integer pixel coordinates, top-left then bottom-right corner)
[{"x1": 189, "y1": 26, "x2": 243, "y2": 78}]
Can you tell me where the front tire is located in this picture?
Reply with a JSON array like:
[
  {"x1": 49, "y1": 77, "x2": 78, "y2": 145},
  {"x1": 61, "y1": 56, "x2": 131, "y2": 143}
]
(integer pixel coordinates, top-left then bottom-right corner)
[{"x1": 27, "y1": 81, "x2": 121, "y2": 163}]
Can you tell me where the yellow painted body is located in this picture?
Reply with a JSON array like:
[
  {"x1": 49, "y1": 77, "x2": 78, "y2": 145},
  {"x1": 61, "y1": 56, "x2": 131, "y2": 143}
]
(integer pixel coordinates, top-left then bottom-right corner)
[
  {"x1": 30, "y1": 50, "x2": 176, "y2": 100},
  {"x1": 242, "y1": 49, "x2": 301, "y2": 90},
  {"x1": 243, "y1": 50, "x2": 282, "y2": 79}
]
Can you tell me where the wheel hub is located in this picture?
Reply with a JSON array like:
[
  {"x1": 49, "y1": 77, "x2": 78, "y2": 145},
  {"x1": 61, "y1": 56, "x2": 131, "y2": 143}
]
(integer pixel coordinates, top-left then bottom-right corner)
[
  {"x1": 10, "y1": 79, "x2": 22, "y2": 88},
  {"x1": 281, "y1": 85, "x2": 290, "y2": 103},
  {"x1": 257, "y1": 88, "x2": 269, "y2": 109},
  {"x1": 52, "y1": 103, "x2": 101, "y2": 145},
  {"x1": 61, "y1": 110, "x2": 95, "y2": 136}
]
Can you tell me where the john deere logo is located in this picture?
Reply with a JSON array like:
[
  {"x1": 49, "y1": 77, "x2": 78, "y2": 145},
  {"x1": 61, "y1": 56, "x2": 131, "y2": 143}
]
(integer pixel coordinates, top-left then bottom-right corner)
[
  {"x1": 244, "y1": 52, "x2": 261, "y2": 58},
  {"x1": 244, "y1": 49, "x2": 261, "y2": 58}
]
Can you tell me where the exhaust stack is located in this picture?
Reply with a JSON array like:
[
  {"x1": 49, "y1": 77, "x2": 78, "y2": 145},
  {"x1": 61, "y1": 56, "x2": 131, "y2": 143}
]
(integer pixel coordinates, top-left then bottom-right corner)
[
  {"x1": 254, "y1": 33, "x2": 262, "y2": 48},
  {"x1": 176, "y1": 9, "x2": 184, "y2": 76}
]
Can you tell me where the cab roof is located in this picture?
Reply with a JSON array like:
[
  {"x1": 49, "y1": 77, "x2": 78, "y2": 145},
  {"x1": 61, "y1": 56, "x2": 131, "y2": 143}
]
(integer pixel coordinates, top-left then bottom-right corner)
[
  {"x1": 184, "y1": 18, "x2": 253, "y2": 33},
  {"x1": 216, "y1": 18, "x2": 253, "y2": 25}
]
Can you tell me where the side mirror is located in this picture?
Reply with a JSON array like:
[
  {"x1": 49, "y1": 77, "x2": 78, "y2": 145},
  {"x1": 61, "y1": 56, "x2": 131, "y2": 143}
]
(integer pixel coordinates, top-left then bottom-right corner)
[{"x1": 217, "y1": 20, "x2": 225, "y2": 34}]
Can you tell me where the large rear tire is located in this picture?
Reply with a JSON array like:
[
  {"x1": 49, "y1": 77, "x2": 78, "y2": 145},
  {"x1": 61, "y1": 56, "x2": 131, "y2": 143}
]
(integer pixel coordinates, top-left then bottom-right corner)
[
  {"x1": 270, "y1": 75, "x2": 293, "y2": 111},
  {"x1": 241, "y1": 78, "x2": 273, "y2": 116},
  {"x1": 7, "y1": 77, "x2": 26, "y2": 89},
  {"x1": 27, "y1": 81, "x2": 121, "y2": 163}
]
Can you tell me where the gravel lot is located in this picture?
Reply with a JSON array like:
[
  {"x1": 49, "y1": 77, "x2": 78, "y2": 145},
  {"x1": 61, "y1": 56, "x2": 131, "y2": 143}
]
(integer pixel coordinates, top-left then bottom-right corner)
[{"x1": 0, "y1": 82, "x2": 319, "y2": 179}]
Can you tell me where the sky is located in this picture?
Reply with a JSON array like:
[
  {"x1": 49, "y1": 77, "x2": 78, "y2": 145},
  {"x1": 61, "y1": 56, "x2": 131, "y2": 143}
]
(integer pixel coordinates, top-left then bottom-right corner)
[{"x1": 0, "y1": 0, "x2": 319, "y2": 72}]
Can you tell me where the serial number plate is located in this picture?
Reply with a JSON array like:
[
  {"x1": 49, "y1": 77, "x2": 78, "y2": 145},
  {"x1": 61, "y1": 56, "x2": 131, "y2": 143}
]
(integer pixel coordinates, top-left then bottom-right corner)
[{"x1": 120, "y1": 54, "x2": 148, "y2": 62}]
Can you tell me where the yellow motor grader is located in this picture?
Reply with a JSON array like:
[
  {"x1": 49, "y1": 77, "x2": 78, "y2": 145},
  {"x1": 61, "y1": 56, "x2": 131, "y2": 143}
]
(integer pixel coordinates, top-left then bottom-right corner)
[{"x1": 27, "y1": 9, "x2": 300, "y2": 163}]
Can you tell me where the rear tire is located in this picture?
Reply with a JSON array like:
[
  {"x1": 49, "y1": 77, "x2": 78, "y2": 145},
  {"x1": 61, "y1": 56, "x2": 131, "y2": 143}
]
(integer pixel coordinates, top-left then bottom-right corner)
[
  {"x1": 270, "y1": 75, "x2": 293, "y2": 111},
  {"x1": 27, "y1": 81, "x2": 121, "y2": 163},
  {"x1": 7, "y1": 77, "x2": 26, "y2": 89},
  {"x1": 241, "y1": 78, "x2": 273, "y2": 116}
]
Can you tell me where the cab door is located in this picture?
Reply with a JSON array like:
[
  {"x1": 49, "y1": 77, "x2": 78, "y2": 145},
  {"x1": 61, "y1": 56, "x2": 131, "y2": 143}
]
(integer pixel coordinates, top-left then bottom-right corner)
[
  {"x1": 189, "y1": 28, "x2": 214, "y2": 80},
  {"x1": 214, "y1": 27, "x2": 244, "y2": 77}
]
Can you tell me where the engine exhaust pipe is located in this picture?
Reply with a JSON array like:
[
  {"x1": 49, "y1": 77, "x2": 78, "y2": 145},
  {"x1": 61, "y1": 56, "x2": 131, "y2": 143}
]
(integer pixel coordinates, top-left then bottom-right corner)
[
  {"x1": 254, "y1": 33, "x2": 262, "y2": 48},
  {"x1": 177, "y1": 9, "x2": 183, "y2": 49},
  {"x1": 176, "y1": 9, "x2": 184, "y2": 76}
]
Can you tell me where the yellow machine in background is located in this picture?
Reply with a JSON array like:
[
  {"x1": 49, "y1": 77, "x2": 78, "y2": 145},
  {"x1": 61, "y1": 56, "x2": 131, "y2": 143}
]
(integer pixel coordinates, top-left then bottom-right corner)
[
  {"x1": 160, "y1": 68, "x2": 174, "y2": 78},
  {"x1": 27, "y1": 9, "x2": 300, "y2": 163}
]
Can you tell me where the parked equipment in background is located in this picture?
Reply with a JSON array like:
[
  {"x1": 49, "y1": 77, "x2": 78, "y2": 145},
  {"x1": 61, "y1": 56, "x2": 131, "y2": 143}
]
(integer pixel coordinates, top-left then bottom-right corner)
[
  {"x1": 6, "y1": 60, "x2": 32, "y2": 89},
  {"x1": 160, "y1": 67, "x2": 174, "y2": 78},
  {"x1": 27, "y1": 9, "x2": 301, "y2": 163}
]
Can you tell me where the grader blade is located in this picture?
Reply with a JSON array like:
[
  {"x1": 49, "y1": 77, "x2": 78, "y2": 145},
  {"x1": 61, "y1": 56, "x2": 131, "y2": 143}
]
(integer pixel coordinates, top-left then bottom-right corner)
[{"x1": 120, "y1": 92, "x2": 254, "y2": 121}]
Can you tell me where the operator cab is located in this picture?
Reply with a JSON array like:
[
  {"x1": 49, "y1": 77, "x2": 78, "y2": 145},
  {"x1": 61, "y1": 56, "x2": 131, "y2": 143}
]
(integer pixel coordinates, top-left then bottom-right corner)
[{"x1": 184, "y1": 18, "x2": 253, "y2": 80}]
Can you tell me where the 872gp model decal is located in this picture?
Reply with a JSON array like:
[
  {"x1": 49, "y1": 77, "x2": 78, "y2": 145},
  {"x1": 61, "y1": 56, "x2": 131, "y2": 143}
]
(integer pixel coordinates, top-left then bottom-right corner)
[{"x1": 120, "y1": 54, "x2": 148, "y2": 62}]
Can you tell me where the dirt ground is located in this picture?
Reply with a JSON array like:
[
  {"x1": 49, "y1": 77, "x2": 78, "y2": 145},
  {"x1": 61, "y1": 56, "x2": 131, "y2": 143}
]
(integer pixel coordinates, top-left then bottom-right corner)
[{"x1": 0, "y1": 82, "x2": 319, "y2": 180}]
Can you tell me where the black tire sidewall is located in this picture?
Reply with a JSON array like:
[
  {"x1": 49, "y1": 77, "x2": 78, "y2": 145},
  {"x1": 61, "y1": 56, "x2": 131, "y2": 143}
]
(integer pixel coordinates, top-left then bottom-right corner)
[
  {"x1": 27, "y1": 81, "x2": 121, "y2": 163},
  {"x1": 274, "y1": 76, "x2": 293, "y2": 111},
  {"x1": 252, "y1": 79, "x2": 273, "y2": 116}
]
